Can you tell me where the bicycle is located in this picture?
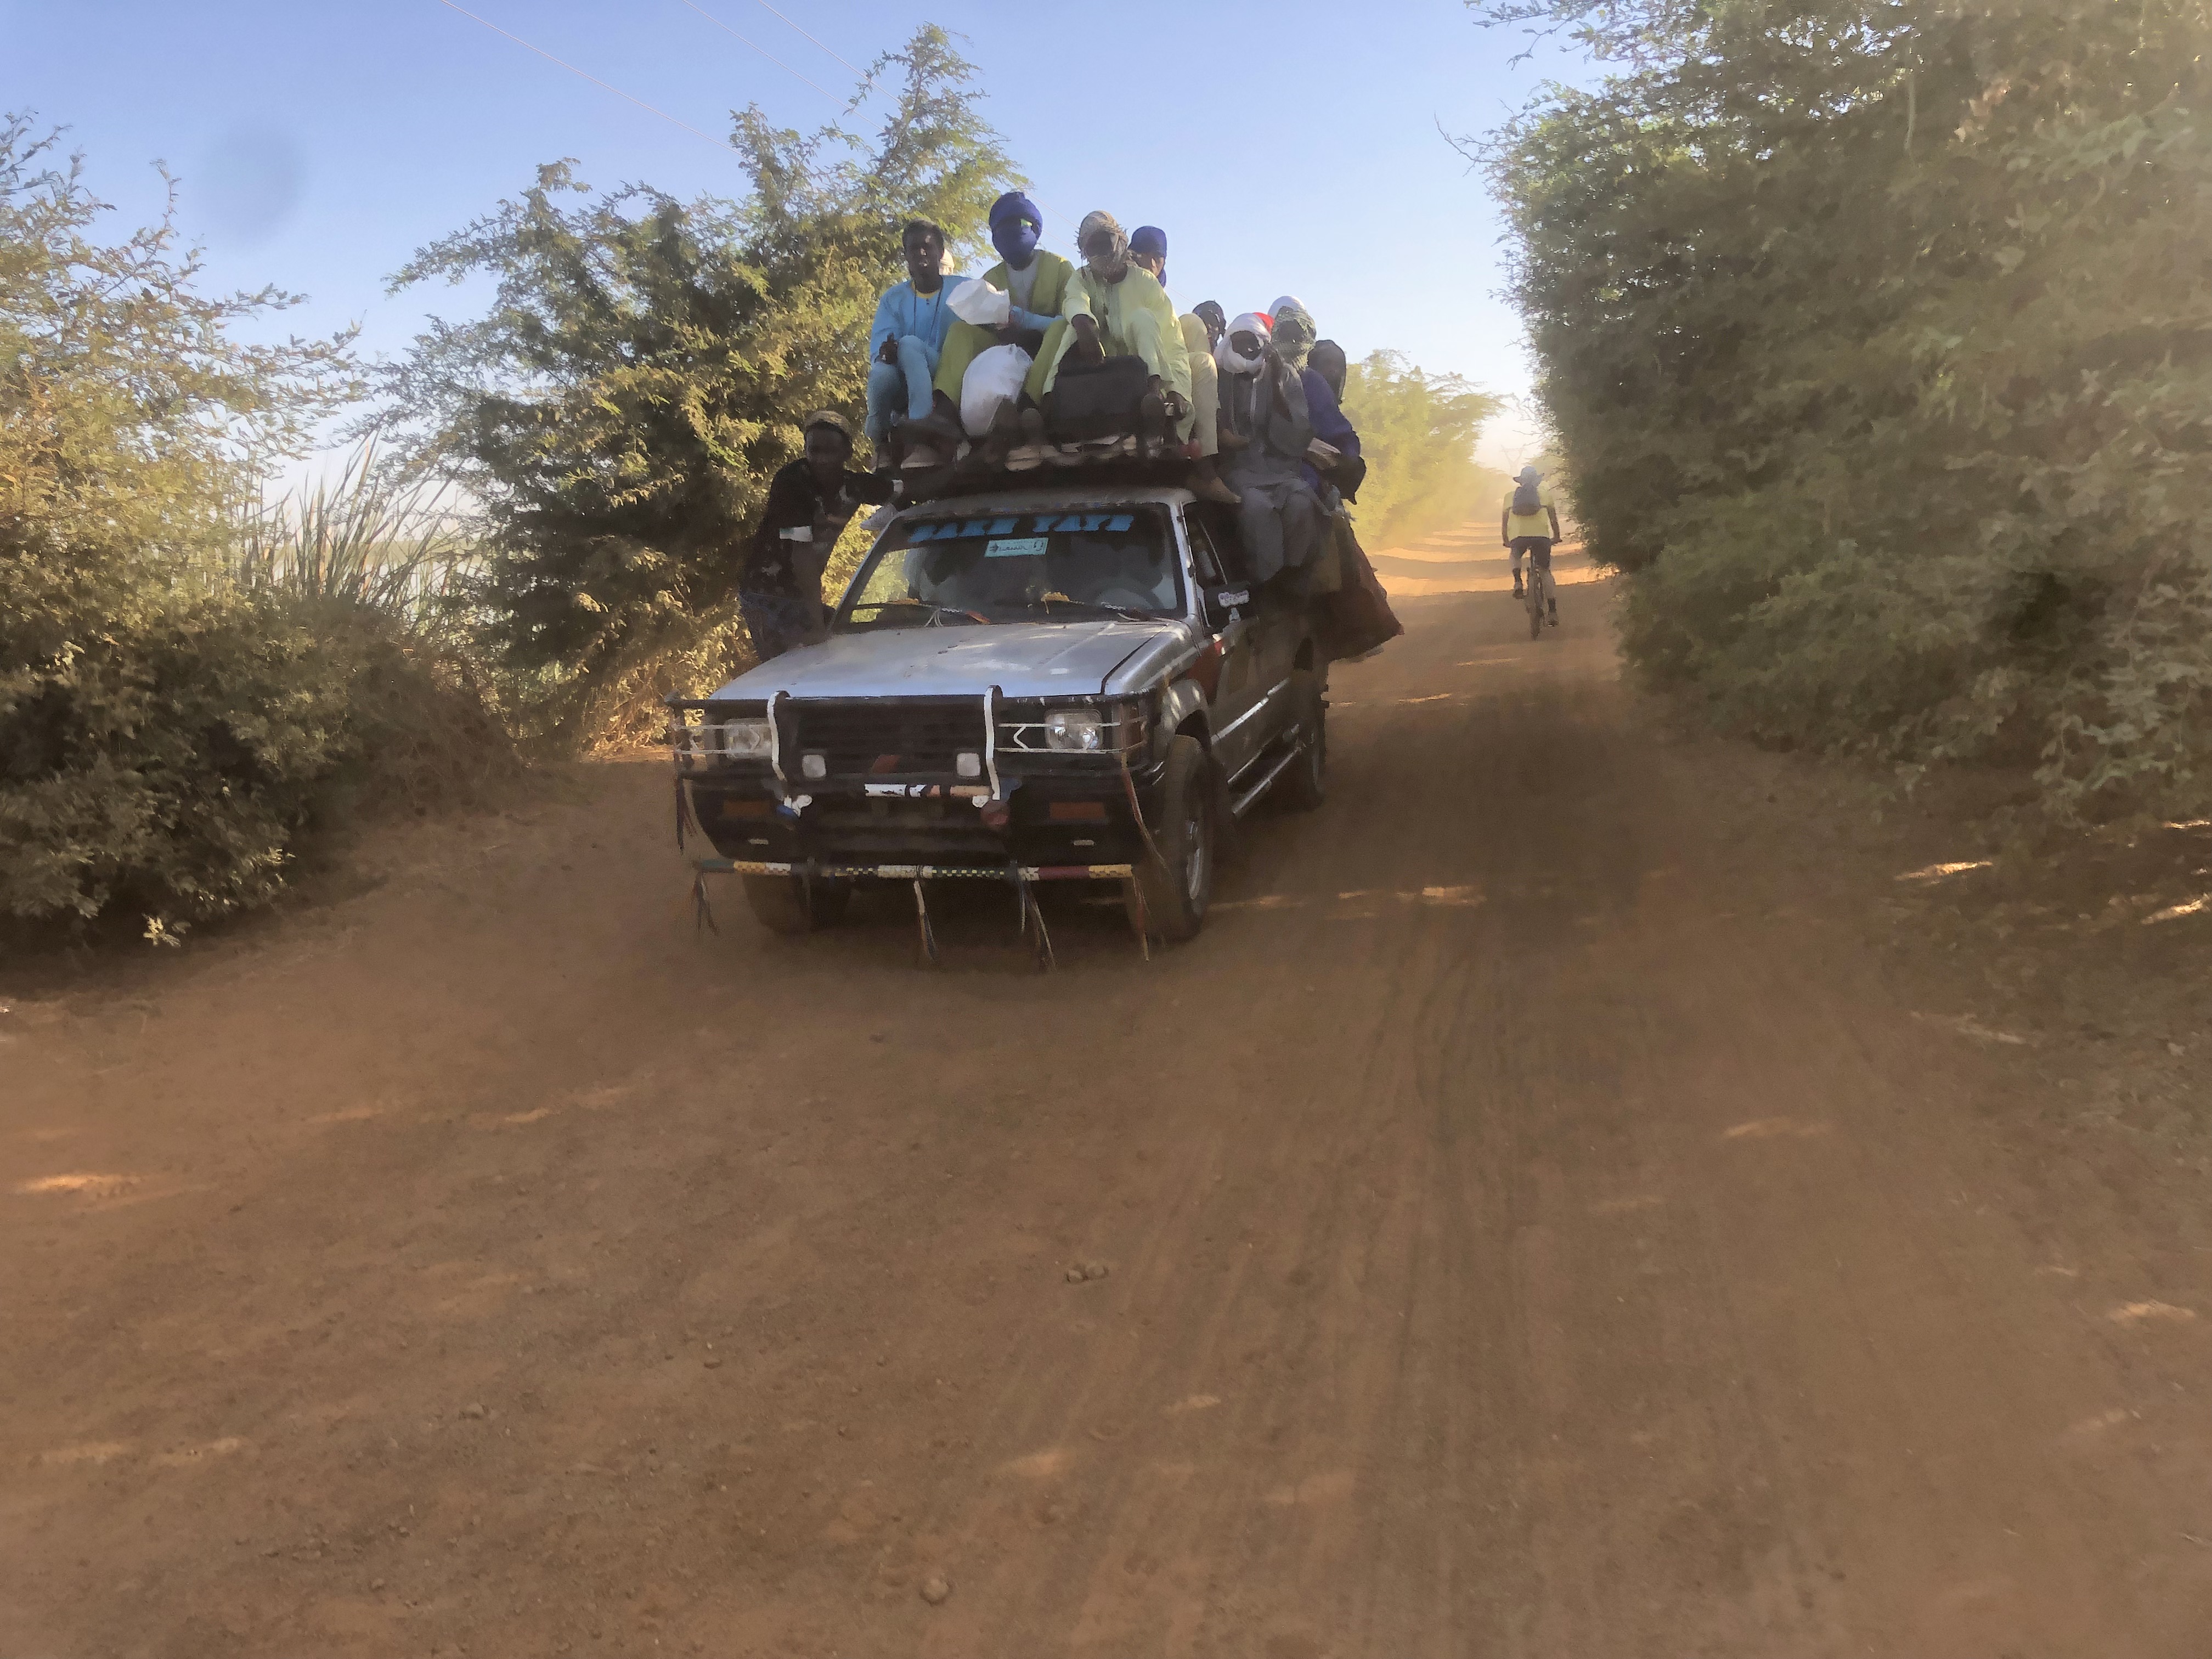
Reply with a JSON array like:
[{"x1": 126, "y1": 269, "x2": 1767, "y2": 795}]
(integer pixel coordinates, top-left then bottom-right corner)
[{"x1": 1521, "y1": 553, "x2": 1555, "y2": 639}]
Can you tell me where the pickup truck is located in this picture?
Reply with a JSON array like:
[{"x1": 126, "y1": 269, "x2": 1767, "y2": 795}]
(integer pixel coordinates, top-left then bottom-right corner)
[{"x1": 669, "y1": 483, "x2": 1327, "y2": 953}]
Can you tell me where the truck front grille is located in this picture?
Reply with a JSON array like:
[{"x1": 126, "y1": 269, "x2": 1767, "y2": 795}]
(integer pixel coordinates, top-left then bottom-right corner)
[{"x1": 786, "y1": 698, "x2": 985, "y2": 776}]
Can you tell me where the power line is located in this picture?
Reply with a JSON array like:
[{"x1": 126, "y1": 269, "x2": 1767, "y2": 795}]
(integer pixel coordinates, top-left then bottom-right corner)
[
  {"x1": 748, "y1": 0, "x2": 863, "y2": 76},
  {"x1": 676, "y1": 0, "x2": 844, "y2": 107},
  {"x1": 439, "y1": 1, "x2": 738, "y2": 154}
]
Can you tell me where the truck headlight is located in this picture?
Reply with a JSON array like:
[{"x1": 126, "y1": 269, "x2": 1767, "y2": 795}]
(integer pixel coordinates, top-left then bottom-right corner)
[
  {"x1": 719, "y1": 718, "x2": 772, "y2": 759},
  {"x1": 1045, "y1": 708, "x2": 1105, "y2": 752}
]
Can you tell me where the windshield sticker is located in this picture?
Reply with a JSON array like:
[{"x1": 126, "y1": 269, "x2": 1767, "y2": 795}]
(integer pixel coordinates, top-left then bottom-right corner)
[{"x1": 984, "y1": 537, "x2": 1049, "y2": 559}]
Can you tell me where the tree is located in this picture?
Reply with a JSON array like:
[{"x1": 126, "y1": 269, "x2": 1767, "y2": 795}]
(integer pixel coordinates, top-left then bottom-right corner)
[
  {"x1": 1, "y1": 115, "x2": 380, "y2": 936},
  {"x1": 1475, "y1": 1, "x2": 2212, "y2": 819},
  {"x1": 375, "y1": 26, "x2": 1022, "y2": 744},
  {"x1": 1340, "y1": 351, "x2": 1504, "y2": 549}
]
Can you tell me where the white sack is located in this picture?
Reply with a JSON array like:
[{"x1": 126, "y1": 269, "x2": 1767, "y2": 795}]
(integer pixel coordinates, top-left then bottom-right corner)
[
  {"x1": 960, "y1": 343, "x2": 1032, "y2": 437},
  {"x1": 946, "y1": 276, "x2": 1012, "y2": 328}
]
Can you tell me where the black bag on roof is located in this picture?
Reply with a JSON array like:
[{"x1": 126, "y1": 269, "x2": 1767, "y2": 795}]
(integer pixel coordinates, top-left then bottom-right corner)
[{"x1": 1047, "y1": 353, "x2": 1150, "y2": 442}]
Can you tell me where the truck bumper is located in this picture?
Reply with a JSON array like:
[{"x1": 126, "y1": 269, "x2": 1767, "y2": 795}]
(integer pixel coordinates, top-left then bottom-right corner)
[{"x1": 682, "y1": 768, "x2": 1162, "y2": 877}]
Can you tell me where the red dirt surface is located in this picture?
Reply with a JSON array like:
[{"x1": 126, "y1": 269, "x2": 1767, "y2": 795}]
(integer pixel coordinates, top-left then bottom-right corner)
[{"x1": 7, "y1": 585, "x2": 2210, "y2": 1657}]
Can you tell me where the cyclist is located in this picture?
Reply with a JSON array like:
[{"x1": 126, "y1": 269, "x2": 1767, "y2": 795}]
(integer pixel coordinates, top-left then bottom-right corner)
[{"x1": 1502, "y1": 465, "x2": 1562, "y2": 624}]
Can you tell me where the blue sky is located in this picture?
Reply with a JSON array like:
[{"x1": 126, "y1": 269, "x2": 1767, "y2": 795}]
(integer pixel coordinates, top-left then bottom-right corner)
[{"x1": 3, "y1": 0, "x2": 1577, "y2": 469}]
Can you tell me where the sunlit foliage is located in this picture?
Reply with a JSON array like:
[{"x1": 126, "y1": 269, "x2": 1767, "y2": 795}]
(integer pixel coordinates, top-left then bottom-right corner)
[
  {"x1": 1341, "y1": 351, "x2": 1505, "y2": 549},
  {"x1": 374, "y1": 26, "x2": 1022, "y2": 746},
  {"x1": 1478, "y1": 0, "x2": 2212, "y2": 817},
  {"x1": 0, "y1": 117, "x2": 445, "y2": 939}
]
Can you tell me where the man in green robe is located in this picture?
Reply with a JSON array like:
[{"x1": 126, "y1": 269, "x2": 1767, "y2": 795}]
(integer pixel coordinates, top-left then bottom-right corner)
[{"x1": 1043, "y1": 210, "x2": 1193, "y2": 455}]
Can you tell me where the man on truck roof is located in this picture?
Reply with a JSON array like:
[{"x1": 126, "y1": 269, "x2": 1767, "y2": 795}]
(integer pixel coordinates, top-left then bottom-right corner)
[
  {"x1": 866, "y1": 220, "x2": 965, "y2": 469},
  {"x1": 1128, "y1": 224, "x2": 1237, "y2": 506},
  {"x1": 1040, "y1": 211, "x2": 1193, "y2": 460},
  {"x1": 918, "y1": 191, "x2": 1075, "y2": 460}
]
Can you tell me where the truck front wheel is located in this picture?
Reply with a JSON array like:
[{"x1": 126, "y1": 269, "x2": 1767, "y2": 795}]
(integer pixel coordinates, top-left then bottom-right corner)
[
  {"x1": 742, "y1": 872, "x2": 851, "y2": 935},
  {"x1": 1126, "y1": 735, "x2": 1215, "y2": 942}
]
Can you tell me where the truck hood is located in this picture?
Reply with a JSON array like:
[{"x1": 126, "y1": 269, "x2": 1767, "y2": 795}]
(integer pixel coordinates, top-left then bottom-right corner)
[{"x1": 714, "y1": 619, "x2": 1187, "y2": 701}]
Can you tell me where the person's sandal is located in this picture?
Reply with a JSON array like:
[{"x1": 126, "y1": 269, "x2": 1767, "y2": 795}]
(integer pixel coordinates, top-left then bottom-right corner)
[
  {"x1": 1187, "y1": 458, "x2": 1239, "y2": 505},
  {"x1": 979, "y1": 399, "x2": 1021, "y2": 469},
  {"x1": 1135, "y1": 382, "x2": 1170, "y2": 461},
  {"x1": 1005, "y1": 406, "x2": 1052, "y2": 471}
]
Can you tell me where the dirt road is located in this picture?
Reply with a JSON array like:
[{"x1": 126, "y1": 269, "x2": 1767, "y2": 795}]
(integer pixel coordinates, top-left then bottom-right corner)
[{"x1": 7, "y1": 577, "x2": 2211, "y2": 1658}]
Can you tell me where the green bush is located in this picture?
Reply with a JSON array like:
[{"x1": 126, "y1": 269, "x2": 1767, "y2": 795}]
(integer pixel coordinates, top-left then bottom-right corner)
[
  {"x1": 1, "y1": 117, "x2": 507, "y2": 941},
  {"x1": 1477, "y1": 0, "x2": 2212, "y2": 819},
  {"x1": 3, "y1": 590, "x2": 502, "y2": 939}
]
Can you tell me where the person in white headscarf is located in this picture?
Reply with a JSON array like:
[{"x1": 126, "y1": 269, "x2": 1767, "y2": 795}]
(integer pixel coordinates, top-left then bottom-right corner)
[
  {"x1": 1038, "y1": 210, "x2": 1192, "y2": 456},
  {"x1": 1214, "y1": 312, "x2": 1323, "y2": 587}
]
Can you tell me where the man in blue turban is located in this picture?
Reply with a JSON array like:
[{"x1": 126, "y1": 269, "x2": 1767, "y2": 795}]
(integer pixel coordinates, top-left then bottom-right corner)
[{"x1": 912, "y1": 191, "x2": 1076, "y2": 462}]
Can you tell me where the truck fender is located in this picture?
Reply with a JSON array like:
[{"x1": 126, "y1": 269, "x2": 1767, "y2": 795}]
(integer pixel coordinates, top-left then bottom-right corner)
[{"x1": 1157, "y1": 679, "x2": 1210, "y2": 753}]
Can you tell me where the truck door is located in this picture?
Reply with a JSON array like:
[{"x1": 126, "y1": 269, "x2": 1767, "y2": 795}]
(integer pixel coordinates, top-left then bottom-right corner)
[
  {"x1": 1198, "y1": 507, "x2": 1302, "y2": 777},
  {"x1": 1183, "y1": 508, "x2": 1268, "y2": 777}
]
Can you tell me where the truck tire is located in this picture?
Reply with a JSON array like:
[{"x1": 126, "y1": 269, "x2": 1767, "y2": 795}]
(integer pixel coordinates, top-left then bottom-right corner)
[
  {"x1": 1276, "y1": 671, "x2": 1327, "y2": 812},
  {"x1": 742, "y1": 873, "x2": 851, "y2": 935},
  {"x1": 1126, "y1": 735, "x2": 1215, "y2": 943}
]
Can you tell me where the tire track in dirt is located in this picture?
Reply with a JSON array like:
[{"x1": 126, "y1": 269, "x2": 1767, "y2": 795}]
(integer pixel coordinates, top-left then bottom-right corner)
[{"x1": 5, "y1": 581, "x2": 2210, "y2": 1658}]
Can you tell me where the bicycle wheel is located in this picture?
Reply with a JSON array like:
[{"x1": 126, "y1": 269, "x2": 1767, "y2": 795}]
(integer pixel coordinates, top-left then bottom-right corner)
[{"x1": 1527, "y1": 569, "x2": 1545, "y2": 639}]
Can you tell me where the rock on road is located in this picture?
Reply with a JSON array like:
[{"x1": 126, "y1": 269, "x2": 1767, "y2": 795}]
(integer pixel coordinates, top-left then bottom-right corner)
[{"x1": 7, "y1": 580, "x2": 2210, "y2": 1658}]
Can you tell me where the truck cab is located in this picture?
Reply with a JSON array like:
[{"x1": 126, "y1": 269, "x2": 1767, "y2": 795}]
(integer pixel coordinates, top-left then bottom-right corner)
[{"x1": 670, "y1": 484, "x2": 1327, "y2": 947}]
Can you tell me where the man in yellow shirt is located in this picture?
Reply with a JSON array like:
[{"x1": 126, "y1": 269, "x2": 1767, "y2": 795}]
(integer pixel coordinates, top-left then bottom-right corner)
[
  {"x1": 1501, "y1": 465, "x2": 1564, "y2": 615},
  {"x1": 1042, "y1": 211, "x2": 1192, "y2": 458}
]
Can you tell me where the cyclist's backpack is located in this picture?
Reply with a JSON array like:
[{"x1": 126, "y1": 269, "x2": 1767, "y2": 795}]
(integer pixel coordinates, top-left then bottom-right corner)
[{"x1": 1511, "y1": 479, "x2": 1543, "y2": 517}]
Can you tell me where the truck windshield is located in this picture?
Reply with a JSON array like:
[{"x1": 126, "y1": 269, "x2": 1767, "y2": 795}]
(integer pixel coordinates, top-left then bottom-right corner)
[{"x1": 840, "y1": 506, "x2": 1184, "y2": 629}]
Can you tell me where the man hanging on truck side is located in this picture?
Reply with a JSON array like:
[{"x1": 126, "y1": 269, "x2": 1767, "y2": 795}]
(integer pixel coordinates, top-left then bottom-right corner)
[{"x1": 735, "y1": 411, "x2": 894, "y2": 663}]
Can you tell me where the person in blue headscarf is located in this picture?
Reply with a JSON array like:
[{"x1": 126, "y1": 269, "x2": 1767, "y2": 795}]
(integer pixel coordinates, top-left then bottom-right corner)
[
  {"x1": 914, "y1": 192, "x2": 1076, "y2": 461},
  {"x1": 1128, "y1": 225, "x2": 1235, "y2": 503}
]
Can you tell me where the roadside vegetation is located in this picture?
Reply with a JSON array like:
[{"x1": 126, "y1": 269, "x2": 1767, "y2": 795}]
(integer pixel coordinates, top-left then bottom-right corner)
[
  {"x1": 1340, "y1": 352, "x2": 1505, "y2": 549},
  {"x1": 0, "y1": 117, "x2": 506, "y2": 947},
  {"x1": 366, "y1": 27, "x2": 1018, "y2": 751},
  {"x1": 1477, "y1": 0, "x2": 2212, "y2": 822}
]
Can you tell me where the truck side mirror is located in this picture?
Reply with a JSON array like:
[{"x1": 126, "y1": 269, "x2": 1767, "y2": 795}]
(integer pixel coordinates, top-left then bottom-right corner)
[{"x1": 1203, "y1": 586, "x2": 1250, "y2": 629}]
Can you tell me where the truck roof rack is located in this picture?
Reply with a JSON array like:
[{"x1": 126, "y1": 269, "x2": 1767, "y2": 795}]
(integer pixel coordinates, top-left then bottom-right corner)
[{"x1": 892, "y1": 444, "x2": 1196, "y2": 507}]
